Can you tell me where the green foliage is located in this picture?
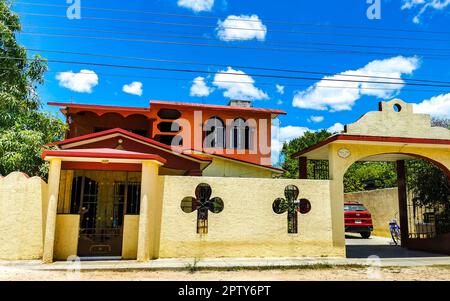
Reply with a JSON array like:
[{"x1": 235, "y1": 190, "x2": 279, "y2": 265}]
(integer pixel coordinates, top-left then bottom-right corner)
[
  {"x1": 344, "y1": 162, "x2": 397, "y2": 193},
  {"x1": 0, "y1": 0, "x2": 66, "y2": 178},
  {"x1": 281, "y1": 130, "x2": 332, "y2": 179},
  {"x1": 407, "y1": 160, "x2": 450, "y2": 209}
]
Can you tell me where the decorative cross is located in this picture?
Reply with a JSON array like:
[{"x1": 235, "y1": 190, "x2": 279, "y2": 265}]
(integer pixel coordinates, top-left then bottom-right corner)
[
  {"x1": 181, "y1": 183, "x2": 224, "y2": 234},
  {"x1": 273, "y1": 185, "x2": 311, "y2": 233}
]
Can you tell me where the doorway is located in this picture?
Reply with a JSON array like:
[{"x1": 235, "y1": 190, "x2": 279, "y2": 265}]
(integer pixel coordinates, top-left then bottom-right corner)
[{"x1": 69, "y1": 173, "x2": 141, "y2": 258}]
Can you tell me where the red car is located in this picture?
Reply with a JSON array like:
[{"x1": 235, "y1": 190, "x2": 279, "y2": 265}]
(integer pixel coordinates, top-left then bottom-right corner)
[{"x1": 344, "y1": 202, "x2": 373, "y2": 238}]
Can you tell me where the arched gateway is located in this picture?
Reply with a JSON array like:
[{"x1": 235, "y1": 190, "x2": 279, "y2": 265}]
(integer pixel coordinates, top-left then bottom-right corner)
[{"x1": 293, "y1": 99, "x2": 450, "y2": 254}]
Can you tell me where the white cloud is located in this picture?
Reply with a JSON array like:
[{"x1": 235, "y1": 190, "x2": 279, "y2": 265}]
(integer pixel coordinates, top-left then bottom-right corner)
[
  {"x1": 177, "y1": 0, "x2": 214, "y2": 12},
  {"x1": 308, "y1": 115, "x2": 324, "y2": 123},
  {"x1": 122, "y1": 81, "x2": 143, "y2": 96},
  {"x1": 217, "y1": 15, "x2": 267, "y2": 41},
  {"x1": 276, "y1": 99, "x2": 283, "y2": 105},
  {"x1": 190, "y1": 76, "x2": 213, "y2": 97},
  {"x1": 213, "y1": 67, "x2": 269, "y2": 100},
  {"x1": 328, "y1": 123, "x2": 345, "y2": 133},
  {"x1": 292, "y1": 56, "x2": 420, "y2": 112},
  {"x1": 56, "y1": 70, "x2": 98, "y2": 93},
  {"x1": 271, "y1": 125, "x2": 311, "y2": 165},
  {"x1": 413, "y1": 93, "x2": 450, "y2": 118},
  {"x1": 276, "y1": 84, "x2": 285, "y2": 95},
  {"x1": 401, "y1": 0, "x2": 450, "y2": 23}
]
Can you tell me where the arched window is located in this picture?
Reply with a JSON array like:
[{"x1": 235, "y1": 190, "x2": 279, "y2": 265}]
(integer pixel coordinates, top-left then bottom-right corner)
[
  {"x1": 203, "y1": 117, "x2": 225, "y2": 148},
  {"x1": 232, "y1": 118, "x2": 252, "y2": 150}
]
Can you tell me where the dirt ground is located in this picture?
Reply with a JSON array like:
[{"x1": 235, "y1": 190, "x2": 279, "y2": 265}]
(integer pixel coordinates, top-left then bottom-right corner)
[{"x1": 1, "y1": 265, "x2": 449, "y2": 281}]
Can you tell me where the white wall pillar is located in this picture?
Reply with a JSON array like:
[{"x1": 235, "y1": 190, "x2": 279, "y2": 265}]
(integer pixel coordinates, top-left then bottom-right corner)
[
  {"x1": 137, "y1": 160, "x2": 162, "y2": 262},
  {"x1": 42, "y1": 158, "x2": 62, "y2": 263}
]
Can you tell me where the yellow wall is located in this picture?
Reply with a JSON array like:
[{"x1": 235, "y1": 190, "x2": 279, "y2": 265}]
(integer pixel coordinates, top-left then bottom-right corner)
[
  {"x1": 202, "y1": 157, "x2": 277, "y2": 178},
  {"x1": 54, "y1": 214, "x2": 79, "y2": 260},
  {"x1": 345, "y1": 188, "x2": 399, "y2": 237},
  {"x1": 0, "y1": 172, "x2": 48, "y2": 260},
  {"x1": 158, "y1": 176, "x2": 343, "y2": 258},
  {"x1": 122, "y1": 215, "x2": 139, "y2": 259}
]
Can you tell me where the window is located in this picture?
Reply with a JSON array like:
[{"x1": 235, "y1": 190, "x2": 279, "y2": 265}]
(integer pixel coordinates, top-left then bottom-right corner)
[
  {"x1": 157, "y1": 109, "x2": 181, "y2": 120},
  {"x1": 273, "y1": 185, "x2": 311, "y2": 234},
  {"x1": 203, "y1": 117, "x2": 225, "y2": 148},
  {"x1": 114, "y1": 182, "x2": 141, "y2": 215},
  {"x1": 70, "y1": 176, "x2": 99, "y2": 230},
  {"x1": 180, "y1": 183, "x2": 224, "y2": 234},
  {"x1": 344, "y1": 204, "x2": 367, "y2": 212},
  {"x1": 231, "y1": 118, "x2": 252, "y2": 150}
]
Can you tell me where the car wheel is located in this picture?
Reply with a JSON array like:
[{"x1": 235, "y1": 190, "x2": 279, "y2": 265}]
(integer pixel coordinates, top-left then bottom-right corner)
[{"x1": 360, "y1": 232, "x2": 371, "y2": 239}]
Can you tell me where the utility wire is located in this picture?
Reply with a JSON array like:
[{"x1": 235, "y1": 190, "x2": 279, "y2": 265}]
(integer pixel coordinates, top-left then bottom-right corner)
[
  {"x1": 14, "y1": 12, "x2": 450, "y2": 43},
  {"x1": 13, "y1": 1, "x2": 450, "y2": 35},
  {"x1": 15, "y1": 32, "x2": 450, "y2": 59},
  {"x1": 21, "y1": 47, "x2": 450, "y2": 85},
  {"x1": 38, "y1": 69, "x2": 450, "y2": 94},
  {"x1": 2, "y1": 65, "x2": 446, "y2": 93},
  {"x1": 3, "y1": 55, "x2": 450, "y2": 88},
  {"x1": 17, "y1": 24, "x2": 450, "y2": 54}
]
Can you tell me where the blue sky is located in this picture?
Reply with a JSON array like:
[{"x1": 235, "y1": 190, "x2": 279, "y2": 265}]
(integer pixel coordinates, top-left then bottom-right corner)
[{"x1": 12, "y1": 0, "x2": 450, "y2": 163}]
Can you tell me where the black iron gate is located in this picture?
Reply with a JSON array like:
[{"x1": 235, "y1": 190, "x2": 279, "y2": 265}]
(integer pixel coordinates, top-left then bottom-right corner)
[{"x1": 71, "y1": 175, "x2": 141, "y2": 257}]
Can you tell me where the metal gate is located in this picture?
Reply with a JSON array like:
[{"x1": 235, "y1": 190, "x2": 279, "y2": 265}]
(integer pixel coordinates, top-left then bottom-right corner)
[{"x1": 71, "y1": 176, "x2": 141, "y2": 257}]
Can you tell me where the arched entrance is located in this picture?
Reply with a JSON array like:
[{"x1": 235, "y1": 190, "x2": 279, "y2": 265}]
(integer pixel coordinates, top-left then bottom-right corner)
[
  {"x1": 292, "y1": 99, "x2": 450, "y2": 256},
  {"x1": 341, "y1": 153, "x2": 450, "y2": 257}
]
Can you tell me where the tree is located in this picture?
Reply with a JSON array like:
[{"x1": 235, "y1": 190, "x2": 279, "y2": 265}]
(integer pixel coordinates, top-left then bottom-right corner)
[
  {"x1": 281, "y1": 130, "x2": 332, "y2": 179},
  {"x1": 344, "y1": 162, "x2": 397, "y2": 193},
  {"x1": 0, "y1": 0, "x2": 66, "y2": 178}
]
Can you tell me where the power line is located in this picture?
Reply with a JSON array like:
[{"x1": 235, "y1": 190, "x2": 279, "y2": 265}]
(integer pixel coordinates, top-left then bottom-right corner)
[
  {"x1": 15, "y1": 32, "x2": 450, "y2": 60},
  {"x1": 2, "y1": 66, "x2": 446, "y2": 93},
  {"x1": 14, "y1": 12, "x2": 450, "y2": 43},
  {"x1": 39, "y1": 69, "x2": 450, "y2": 94},
  {"x1": 3, "y1": 55, "x2": 450, "y2": 88},
  {"x1": 13, "y1": 1, "x2": 450, "y2": 35},
  {"x1": 18, "y1": 24, "x2": 450, "y2": 54},
  {"x1": 22, "y1": 47, "x2": 450, "y2": 85}
]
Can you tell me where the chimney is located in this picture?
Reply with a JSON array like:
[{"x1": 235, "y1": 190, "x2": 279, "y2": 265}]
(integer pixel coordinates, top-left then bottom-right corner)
[{"x1": 228, "y1": 99, "x2": 252, "y2": 108}]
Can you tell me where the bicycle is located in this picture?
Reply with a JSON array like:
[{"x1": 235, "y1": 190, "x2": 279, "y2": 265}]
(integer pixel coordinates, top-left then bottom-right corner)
[{"x1": 389, "y1": 219, "x2": 401, "y2": 245}]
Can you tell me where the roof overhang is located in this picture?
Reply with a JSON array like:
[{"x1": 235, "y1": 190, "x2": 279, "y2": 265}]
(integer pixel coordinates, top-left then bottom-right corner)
[
  {"x1": 48, "y1": 102, "x2": 152, "y2": 118},
  {"x1": 191, "y1": 151, "x2": 285, "y2": 174},
  {"x1": 47, "y1": 128, "x2": 212, "y2": 167},
  {"x1": 42, "y1": 148, "x2": 167, "y2": 165},
  {"x1": 150, "y1": 100, "x2": 286, "y2": 119},
  {"x1": 292, "y1": 134, "x2": 450, "y2": 161}
]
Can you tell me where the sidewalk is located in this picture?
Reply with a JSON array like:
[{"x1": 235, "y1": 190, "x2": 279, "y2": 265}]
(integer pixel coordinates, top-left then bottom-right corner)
[{"x1": 1, "y1": 256, "x2": 450, "y2": 272}]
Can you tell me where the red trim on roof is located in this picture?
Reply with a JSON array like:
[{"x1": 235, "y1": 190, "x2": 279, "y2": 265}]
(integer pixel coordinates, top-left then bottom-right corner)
[
  {"x1": 292, "y1": 134, "x2": 450, "y2": 158},
  {"x1": 48, "y1": 101, "x2": 286, "y2": 116},
  {"x1": 42, "y1": 148, "x2": 167, "y2": 164},
  {"x1": 46, "y1": 128, "x2": 212, "y2": 162},
  {"x1": 48, "y1": 102, "x2": 151, "y2": 113},
  {"x1": 150, "y1": 100, "x2": 286, "y2": 115}
]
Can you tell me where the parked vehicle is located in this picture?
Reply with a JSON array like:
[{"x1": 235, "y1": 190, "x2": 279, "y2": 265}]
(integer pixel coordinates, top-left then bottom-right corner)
[{"x1": 344, "y1": 202, "x2": 373, "y2": 238}]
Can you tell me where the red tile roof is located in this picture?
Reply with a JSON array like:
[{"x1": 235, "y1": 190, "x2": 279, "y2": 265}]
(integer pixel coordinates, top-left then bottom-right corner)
[{"x1": 42, "y1": 148, "x2": 167, "y2": 164}]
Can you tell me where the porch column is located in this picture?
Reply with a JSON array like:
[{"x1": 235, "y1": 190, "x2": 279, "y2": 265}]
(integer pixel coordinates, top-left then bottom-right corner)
[
  {"x1": 396, "y1": 160, "x2": 409, "y2": 248},
  {"x1": 298, "y1": 157, "x2": 308, "y2": 179},
  {"x1": 43, "y1": 158, "x2": 62, "y2": 263},
  {"x1": 137, "y1": 160, "x2": 162, "y2": 262},
  {"x1": 328, "y1": 144, "x2": 346, "y2": 255}
]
